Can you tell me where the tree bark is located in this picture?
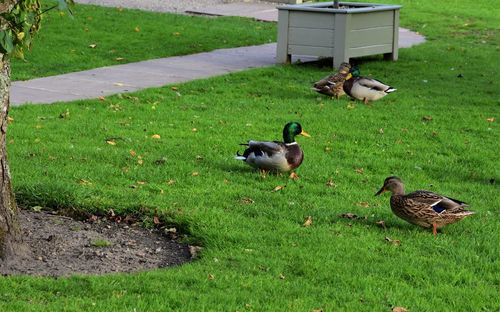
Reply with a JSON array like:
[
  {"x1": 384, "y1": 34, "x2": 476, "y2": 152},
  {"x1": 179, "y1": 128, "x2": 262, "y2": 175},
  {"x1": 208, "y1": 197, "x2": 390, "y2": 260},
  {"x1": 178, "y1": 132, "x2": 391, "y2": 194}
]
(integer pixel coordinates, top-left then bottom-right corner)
[
  {"x1": 0, "y1": 53, "x2": 25, "y2": 261},
  {"x1": 0, "y1": 0, "x2": 27, "y2": 262}
]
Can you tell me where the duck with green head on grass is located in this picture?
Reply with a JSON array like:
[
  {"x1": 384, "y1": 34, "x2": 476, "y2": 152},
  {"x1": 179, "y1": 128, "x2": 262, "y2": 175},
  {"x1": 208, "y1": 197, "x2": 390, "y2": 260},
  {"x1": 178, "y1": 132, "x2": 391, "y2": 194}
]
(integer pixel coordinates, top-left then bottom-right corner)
[
  {"x1": 343, "y1": 66, "x2": 396, "y2": 104},
  {"x1": 235, "y1": 122, "x2": 310, "y2": 177}
]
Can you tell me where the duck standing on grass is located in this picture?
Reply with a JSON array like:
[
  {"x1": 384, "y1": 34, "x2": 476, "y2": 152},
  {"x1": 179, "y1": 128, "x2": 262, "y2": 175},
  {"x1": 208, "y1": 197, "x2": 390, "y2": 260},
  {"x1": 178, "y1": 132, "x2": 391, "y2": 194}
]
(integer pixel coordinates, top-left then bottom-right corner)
[
  {"x1": 235, "y1": 122, "x2": 310, "y2": 177},
  {"x1": 375, "y1": 176, "x2": 475, "y2": 235},
  {"x1": 343, "y1": 66, "x2": 396, "y2": 104},
  {"x1": 312, "y1": 62, "x2": 352, "y2": 99}
]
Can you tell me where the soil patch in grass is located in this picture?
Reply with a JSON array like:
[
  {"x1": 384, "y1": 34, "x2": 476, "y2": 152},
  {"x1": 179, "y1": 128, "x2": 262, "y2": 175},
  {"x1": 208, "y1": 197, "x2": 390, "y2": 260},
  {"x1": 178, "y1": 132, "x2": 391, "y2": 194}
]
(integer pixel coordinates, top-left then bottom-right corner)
[{"x1": 0, "y1": 210, "x2": 192, "y2": 277}]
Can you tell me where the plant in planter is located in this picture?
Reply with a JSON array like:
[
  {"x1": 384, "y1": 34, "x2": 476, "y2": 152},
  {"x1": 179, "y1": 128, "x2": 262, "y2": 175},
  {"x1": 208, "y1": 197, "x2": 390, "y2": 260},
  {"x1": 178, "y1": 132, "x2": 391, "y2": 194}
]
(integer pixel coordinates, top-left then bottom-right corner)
[{"x1": 276, "y1": 2, "x2": 402, "y2": 67}]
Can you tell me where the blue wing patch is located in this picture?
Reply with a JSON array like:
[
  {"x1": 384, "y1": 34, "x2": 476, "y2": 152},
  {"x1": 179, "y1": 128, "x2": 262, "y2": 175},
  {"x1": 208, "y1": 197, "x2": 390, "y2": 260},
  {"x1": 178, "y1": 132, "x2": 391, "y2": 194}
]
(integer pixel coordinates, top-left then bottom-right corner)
[{"x1": 432, "y1": 203, "x2": 446, "y2": 213}]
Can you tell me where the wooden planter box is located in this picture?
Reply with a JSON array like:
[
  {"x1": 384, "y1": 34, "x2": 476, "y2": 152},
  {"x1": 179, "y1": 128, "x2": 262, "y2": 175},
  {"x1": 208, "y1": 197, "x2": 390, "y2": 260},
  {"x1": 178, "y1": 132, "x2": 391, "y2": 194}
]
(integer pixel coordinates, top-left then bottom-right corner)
[{"x1": 276, "y1": 2, "x2": 402, "y2": 67}]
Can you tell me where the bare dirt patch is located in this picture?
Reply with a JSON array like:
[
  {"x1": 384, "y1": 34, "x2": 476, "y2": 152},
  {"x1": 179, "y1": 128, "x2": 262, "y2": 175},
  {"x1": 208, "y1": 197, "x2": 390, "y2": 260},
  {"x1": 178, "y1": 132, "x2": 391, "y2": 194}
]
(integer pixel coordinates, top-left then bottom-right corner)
[{"x1": 0, "y1": 210, "x2": 192, "y2": 277}]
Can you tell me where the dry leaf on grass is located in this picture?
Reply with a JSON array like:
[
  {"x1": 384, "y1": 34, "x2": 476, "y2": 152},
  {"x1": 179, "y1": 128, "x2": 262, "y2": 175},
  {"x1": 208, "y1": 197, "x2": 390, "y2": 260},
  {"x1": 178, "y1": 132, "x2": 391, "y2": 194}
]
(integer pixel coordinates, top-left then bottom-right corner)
[
  {"x1": 279, "y1": 273, "x2": 285, "y2": 280},
  {"x1": 339, "y1": 213, "x2": 358, "y2": 219},
  {"x1": 486, "y1": 117, "x2": 495, "y2": 122},
  {"x1": 422, "y1": 115, "x2": 433, "y2": 122},
  {"x1": 240, "y1": 197, "x2": 254, "y2": 205},
  {"x1": 153, "y1": 216, "x2": 160, "y2": 225},
  {"x1": 357, "y1": 201, "x2": 370, "y2": 208},
  {"x1": 376, "y1": 220, "x2": 387, "y2": 230},
  {"x1": 385, "y1": 236, "x2": 401, "y2": 246},
  {"x1": 189, "y1": 245, "x2": 203, "y2": 259},
  {"x1": 289, "y1": 172, "x2": 299, "y2": 180},
  {"x1": 106, "y1": 140, "x2": 116, "y2": 146},
  {"x1": 303, "y1": 216, "x2": 313, "y2": 227},
  {"x1": 151, "y1": 134, "x2": 161, "y2": 139},
  {"x1": 208, "y1": 273, "x2": 215, "y2": 280},
  {"x1": 272, "y1": 185, "x2": 286, "y2": 192},
  {"x1": 392, "y1": 307, "x2": 408, "y2": 312},
  {"x1": 192, "y1": 171, "x2": 199, "y2": 176},
  {"x1": 88, "y1": 43, "x2": 97, "y2": 48},
  {"x1": 326, "y1": 179, "x2": 336, "y2": 187}
]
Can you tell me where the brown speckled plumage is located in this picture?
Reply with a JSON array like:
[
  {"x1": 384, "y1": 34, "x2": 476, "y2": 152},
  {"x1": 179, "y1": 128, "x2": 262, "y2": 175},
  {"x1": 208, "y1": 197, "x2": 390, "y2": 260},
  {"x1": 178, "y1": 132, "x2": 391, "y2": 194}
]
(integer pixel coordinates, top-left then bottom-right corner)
[
  {"x1": 312, "y1": 62, "x2": 351, "y2": 99},
  {"x1": 375, "y1": 176, "x2": 474, "y2": 235}
]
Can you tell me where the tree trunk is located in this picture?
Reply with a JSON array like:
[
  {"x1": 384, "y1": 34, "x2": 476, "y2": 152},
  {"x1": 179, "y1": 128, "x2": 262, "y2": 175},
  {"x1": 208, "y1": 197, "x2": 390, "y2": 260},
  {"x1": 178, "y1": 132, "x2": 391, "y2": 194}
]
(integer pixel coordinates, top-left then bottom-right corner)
[{"x1": 0, "y1": 53, "x2": 25, "y2": 262}]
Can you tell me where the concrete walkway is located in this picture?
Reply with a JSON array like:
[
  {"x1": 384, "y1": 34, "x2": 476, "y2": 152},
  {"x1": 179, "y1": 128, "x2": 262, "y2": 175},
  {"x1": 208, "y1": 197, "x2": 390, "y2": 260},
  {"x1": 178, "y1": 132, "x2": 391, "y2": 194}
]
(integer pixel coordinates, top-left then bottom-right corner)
[
  {"x1": 11, "y1": 44, "x2": 277, "y2": 106},
  {"x1": 11, "y1": 2, "x2": 425, "y2": 106}
]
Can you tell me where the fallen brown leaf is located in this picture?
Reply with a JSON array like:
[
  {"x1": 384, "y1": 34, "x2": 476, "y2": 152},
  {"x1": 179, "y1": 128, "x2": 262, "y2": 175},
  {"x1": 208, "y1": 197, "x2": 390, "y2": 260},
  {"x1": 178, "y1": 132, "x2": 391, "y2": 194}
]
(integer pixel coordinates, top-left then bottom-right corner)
[
  {"x1": 153, "y1": 216, "x2": 160, "y2": 225},
  {"x1": 129, "y1": 150, "x2": 136, "y2": 157},
  {"x1": 357, "y1": 201, "x2": 370, "y2": 208},
  {"x1": 272, "y1": 185, "x2": 286, "y2": 192},
  {"x1": 106, "y1": 140, "x2": 116, "y2": 145},
  {"x1": 166, "y1": 179, "x2": 176, "y2": 185},
  {"x1": 392, "y1": 307, "x2": 408, "y2": 312},
  {"x1": 240, "y1": 197, "x2": 254, "y2": 205},
  {"x1": 289, "y1": 172, "x2": 299, "y2": 180},
  {"x1": 376, "y1": 220, "x2": 387, "y2": 230},
  {"x1": 339, "y1": 213, "x2": 358, "y2": 219},
  {"x1": 151, "y1": 134, "x2": 161, "y2": 139},
  {"x1": 326, "y1": 178, "x2": 336, "y2": 188},
  {"x1": 486, "y1": 117, "x2": 495, "y2": 122},
  {"x1": 303, "y1": 216, "x2": 313, "y2": 227},
  {"x1": 208, "y1": 273, "x2": 215, "y2": 280},
  {"x1": 422, "y1": 115, "x2": 433, "y2": 122},
  {"x1": 98, "y1": 96, "x2": 106, "y2": 101},
  {"x1": 88, "y1": 43, "x2": 97, "y2": 48},
  {"x1": 355, "y1": 168, "x2": 364, "y2": 174},
  {"x1": 189, "y1": 245, "x2": 203, "y2": 259},
  {"x1": 385, "y1": 236, "x2": 401, "y2": 246}
]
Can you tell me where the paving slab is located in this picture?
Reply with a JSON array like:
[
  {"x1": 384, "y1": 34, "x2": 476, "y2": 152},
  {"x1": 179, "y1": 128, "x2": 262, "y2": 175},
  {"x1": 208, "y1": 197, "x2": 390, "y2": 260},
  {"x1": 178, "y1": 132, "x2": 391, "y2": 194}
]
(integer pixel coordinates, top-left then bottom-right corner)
[{"x1": 11, "y1": 43, "x2": 277, "y2": 106}]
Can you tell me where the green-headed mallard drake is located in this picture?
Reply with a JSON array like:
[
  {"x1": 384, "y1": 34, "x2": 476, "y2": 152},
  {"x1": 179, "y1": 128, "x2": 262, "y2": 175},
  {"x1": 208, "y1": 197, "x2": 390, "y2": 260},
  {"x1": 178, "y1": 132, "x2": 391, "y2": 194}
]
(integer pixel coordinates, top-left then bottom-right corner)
[
  {"x1": 235, "y1": 122, "x2": 310, "y2": 175},
  {"x1": 375, "y1": 176, "x2": 474, "y2": 235},
  {"x1": 312, "y1": 62, "x2": 352, "y2": 99},
  {"x1": 343, "y1": 66, "x2": 396, "y2": 104}
]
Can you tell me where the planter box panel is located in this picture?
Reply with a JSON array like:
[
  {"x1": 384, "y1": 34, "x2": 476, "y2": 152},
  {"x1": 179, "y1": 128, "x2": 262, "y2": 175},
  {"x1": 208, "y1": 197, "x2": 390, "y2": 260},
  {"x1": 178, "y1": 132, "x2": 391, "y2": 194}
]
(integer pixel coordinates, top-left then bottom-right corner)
[
  {"x1": 348, "y1": 44, "x2": 393, "y2": 58},
  {"x1": 349, "y1": 26, "x2": 394, "y2": 48},
  {"x1": 288, "y1": 45, "x2": 333, "y2": 57},
  {"x1": 350, "y1": 11, "x2": 394, "y2": 29},
  {"x1": 276, "y1": 2, "x2": 401, "y2": 67},
  {"x1": 289, "y1": 28, "x2": 334, "y2": 47},
  {"x1": 289, "y1": 11, "x2": 335, "y2": 29}
]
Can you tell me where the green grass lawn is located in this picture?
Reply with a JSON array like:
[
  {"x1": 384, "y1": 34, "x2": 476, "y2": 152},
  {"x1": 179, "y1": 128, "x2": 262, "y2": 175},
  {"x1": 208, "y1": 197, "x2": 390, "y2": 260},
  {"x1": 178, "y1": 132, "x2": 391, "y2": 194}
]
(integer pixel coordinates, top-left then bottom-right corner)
[
  {"x1": 10, "y1": 1, "x2": 276, "y2": 81},
  {"x1": 2, "y1": 0, "x2": 499, "y2": 311}
]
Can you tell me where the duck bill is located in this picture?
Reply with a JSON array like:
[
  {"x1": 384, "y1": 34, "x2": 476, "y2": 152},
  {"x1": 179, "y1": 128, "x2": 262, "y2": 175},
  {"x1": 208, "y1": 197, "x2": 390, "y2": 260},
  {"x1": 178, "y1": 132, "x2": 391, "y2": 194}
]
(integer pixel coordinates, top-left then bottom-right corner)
[
  {"x1": 300, "y1": 130, "x2": 311, "y2": 138},
  {"x1": 345, "y1": 73, "x2": 353, "y2": 80},
  {"x1": 374, "y1": 187, "x2": 386, "y2": 196}
]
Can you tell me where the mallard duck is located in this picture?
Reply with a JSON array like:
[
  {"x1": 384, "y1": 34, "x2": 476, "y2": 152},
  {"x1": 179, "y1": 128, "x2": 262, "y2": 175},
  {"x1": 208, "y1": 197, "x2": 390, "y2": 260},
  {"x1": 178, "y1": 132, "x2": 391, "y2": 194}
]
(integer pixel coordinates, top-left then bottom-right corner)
[
  {"x1": 343, "y1": 66, "x2": 396, "y2": 104},
  {"x1": 312, "y1": 62, "x2": 352, "y2": 99},
  {"x1": 235, "y1": 122, "x2": 310, "y2": 174},
  {"x1": 375, "y1": 176, "x2": 474, "y2": 235}
]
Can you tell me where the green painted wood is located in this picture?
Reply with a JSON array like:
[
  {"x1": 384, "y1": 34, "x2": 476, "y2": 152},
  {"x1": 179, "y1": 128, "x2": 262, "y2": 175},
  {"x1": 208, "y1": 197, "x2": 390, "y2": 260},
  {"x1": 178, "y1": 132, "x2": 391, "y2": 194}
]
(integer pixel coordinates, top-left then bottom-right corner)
[
  {"x1": 349, "y1": 26, "x2": 393, "y2": 47},
  {"x1": 288, "y1": 45, "x2": 333, "y2": 57},
  {"x1": 276, "y1": 9, "x2": 291, "y2": 63},
  {"x1": 350, "y1": 11, "x2": 393, "y2": 29},
  {"x1": 348, "y1": 44, "x2": 393, "y2": 57},
  {"x1": 276, "y1": 3, "x2": 400, "y2": 66},
  {"x1": 390, "y1": 9, "x2": 399, "y2": 60},
  {"x1": 289, "y1": 27, "x2": 334, "y2": 47},
  {"x1": 333, "y1": 13, "x2": 350, "y2": 68},
  {"x1": 289, "y1": 11, "x2": 335, "y2": 29}
]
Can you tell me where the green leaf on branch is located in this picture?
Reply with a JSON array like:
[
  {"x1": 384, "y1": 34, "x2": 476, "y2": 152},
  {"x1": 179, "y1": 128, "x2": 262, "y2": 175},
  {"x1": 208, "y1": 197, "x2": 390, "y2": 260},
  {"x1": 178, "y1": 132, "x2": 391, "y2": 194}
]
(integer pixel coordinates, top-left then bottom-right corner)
[{"x1": 0, "y1": 31, "x2": 14, "y2": 54}]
